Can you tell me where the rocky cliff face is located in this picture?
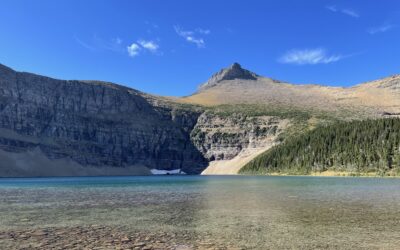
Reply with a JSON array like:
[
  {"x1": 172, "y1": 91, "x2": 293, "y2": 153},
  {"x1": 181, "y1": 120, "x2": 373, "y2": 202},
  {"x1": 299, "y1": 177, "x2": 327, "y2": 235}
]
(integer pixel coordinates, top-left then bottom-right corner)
[
  {"x1": 0, "y1": 64, "x2": 207, "y2": 176},
  {"x1": 190, "y1": 112, "x2": 288, "y2": 164}
]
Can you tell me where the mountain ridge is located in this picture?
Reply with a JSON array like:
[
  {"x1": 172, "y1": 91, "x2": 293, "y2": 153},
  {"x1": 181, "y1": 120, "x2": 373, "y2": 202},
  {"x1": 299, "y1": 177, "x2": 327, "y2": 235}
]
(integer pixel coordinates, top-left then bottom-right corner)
[
  {"x1": 181, "y1": 63, "x2": 400, "y2": 118},
  {"x1": 3, "y1": 62, "x2": 400, "y2": 97},
  {"x1": 194, "y1": 63, "x2": 400, "y2": 98},
  {"x1": 1, "y1": 62, "x2": 400, "y2": 176},
  {"x1": 0, "y1": 63, "x2": 208, "y2": 176}
]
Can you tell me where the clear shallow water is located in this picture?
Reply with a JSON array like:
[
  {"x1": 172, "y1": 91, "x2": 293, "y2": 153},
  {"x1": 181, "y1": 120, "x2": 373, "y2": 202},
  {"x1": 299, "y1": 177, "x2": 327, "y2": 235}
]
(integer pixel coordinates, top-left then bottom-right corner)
[{"x1": 1, "y1": 176, "x2": 400, "y2": 249}]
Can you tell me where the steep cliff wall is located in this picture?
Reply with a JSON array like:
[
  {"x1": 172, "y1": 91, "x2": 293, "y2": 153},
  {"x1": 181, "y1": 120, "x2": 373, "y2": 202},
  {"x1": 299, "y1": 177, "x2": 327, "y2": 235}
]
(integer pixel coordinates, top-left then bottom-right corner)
[
  {"x1": 0, "y1": 64, "x2": 207, "y2": 176},
  {"x1": 190, "y1": 112, "x2": 289, "y2": 174}
]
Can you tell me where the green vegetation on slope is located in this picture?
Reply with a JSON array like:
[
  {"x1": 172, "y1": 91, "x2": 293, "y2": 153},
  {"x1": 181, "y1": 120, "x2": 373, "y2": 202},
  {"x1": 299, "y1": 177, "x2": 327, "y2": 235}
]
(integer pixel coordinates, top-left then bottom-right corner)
[
  {"x1": 206, "y1": 104, "x2": 311, "y2": 119},
  {"x1": 204, "y1": 103, "x2": 350, "y2": 140},
  {"x1": 240, "y1": 118, "x2": 400, "y2": 176}
]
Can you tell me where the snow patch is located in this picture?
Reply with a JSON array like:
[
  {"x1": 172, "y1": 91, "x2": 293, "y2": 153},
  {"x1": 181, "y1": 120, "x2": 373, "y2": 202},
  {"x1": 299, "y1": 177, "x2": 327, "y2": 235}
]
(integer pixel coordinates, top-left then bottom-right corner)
[{"x1": 150, "y1": 169, "x2": 186, "y2": 175}]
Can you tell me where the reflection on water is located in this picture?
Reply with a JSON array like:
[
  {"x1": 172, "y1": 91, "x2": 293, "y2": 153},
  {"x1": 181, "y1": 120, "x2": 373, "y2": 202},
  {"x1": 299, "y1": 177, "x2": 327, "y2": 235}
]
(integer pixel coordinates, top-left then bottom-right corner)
[{"x1": 1, "y1": 176, "x2": 400, "y2": 249}]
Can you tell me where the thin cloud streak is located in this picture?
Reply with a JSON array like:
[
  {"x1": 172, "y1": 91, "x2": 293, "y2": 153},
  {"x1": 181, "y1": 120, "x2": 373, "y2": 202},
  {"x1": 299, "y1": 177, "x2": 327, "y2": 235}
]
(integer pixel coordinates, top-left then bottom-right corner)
[
  {"x1": 279, "y1": 48, "x2": 344, "y2": 65},
  {"x1": 74, "y1": 34, "x2": 161, "y2": 58},
  {"x1": 341, "y1": 9, "x2": 359, "y2": 18},
  {"x1": 368, "y1": 23, "x2": 394, "y2": 34},
  {"x1": 74, "y1": 35, "x2": 124, "y2": 53},
  {"x1": 196, "y1": 28, "x2": 211, "y2": 35},
  {"x1": 174, "y1": 26, "x2": 209, "y2": 48},
  {"x1": 326, "y1": 6, "x2": 360, "y2": 18},
  {"x1": 74, "y1": 36, "x2": 96, "y2": 51},
  {"x1": 326, "y1": 5, "x2": 337, "y2": 12}
]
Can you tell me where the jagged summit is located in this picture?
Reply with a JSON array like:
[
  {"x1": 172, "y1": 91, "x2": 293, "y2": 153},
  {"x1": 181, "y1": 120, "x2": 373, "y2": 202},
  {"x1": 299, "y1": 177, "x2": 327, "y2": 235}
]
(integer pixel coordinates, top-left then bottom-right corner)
[{"x1": 199, "y1": 63, "x2": 259, "y2": 91}]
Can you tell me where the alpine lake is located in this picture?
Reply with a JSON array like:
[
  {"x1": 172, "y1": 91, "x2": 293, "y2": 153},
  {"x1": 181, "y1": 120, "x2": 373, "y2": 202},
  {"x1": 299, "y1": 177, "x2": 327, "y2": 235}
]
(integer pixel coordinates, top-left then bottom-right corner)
[{"x1": 1, "y1": 176, "x2": 399, "y2": 249}]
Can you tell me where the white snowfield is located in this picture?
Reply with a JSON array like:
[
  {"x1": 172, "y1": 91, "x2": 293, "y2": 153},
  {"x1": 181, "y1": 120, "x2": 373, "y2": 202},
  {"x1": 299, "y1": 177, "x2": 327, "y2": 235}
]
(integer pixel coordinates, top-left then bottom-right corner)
[{"x1": 150, "y1": 169, "x2": 186, "y2": 175}]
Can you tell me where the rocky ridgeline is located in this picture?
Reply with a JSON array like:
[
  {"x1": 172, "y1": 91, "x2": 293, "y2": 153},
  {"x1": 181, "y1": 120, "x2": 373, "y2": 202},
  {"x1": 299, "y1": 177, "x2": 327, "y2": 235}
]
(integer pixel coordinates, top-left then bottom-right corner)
[{"x1": 372, "y1": 74, "x2": 400, "y2": 90}]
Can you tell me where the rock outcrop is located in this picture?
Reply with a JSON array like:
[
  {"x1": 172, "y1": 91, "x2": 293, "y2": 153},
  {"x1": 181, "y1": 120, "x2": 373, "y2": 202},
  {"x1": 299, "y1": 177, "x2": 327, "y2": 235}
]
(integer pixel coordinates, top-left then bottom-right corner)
[
  {"x1": 198, "y1": 63, "x2": 259, "y2": 91},
  {"x1": 191, "y1": 112, "x2": 287, "y2": 161},
  {"x1": 190, "y1": 112, "x2": 289, "y2": 174}
]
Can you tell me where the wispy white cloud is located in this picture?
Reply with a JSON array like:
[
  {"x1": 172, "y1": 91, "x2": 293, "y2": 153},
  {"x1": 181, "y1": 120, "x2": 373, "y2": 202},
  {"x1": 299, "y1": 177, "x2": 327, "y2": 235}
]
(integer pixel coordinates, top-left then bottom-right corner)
[
  {"x1": 75, "y1": 35, "x2": 124, "y2": 53},
  {"x1": 186, "y1": 37, "x2": 205, "y2": 48},
  {"x1": 127, "y1": 43, "x2": 140, "y2": 57},
  {"x1": 175, "y1": 27, "x2": 193, "y2": 37},
  {"x1": 326, "y1": 5, "x2": 338, "y2": 12},
  {"x1": 113, "y1": 37, "x2": 122, "y2": 45},
  {"x1": 99, "y1": 36, "x2": 125, "y2": 52},
  {"x1": 74, "y1": 36, "x2": 97, "y2": 51},
  {"x1": 341, "y1": 9, "x2": 360, "y2": 18},
  {"x1": 368, "y1": 23, "x2": 394, "y2": 34},
  {"x1": 138, "y1": 40, "x2": 159, "y2": 52},
  {"x1": 196, "y1": 28, "x2": 211, "y2": 35},
  {"x1": 279, "y1": 48, "x2": 343, "y2": 65},
  {"x1": 174, "y1": 26, "x2": 209, "y2": 48},
  {"x1": 126, "y1": 40, "x2": 161, "y2": 58},
  {"x1": 75, "y1": 34, "x2": 160, "y2": 59},
  {"x1": 326, "y1": 5, "x2": 360, "y2": 18}
]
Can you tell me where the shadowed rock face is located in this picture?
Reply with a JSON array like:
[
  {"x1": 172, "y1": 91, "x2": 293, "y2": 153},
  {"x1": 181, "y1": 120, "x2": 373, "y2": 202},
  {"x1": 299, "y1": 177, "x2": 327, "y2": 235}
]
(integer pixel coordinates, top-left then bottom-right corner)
[
  {"x1": 199, "y1": 63, "x2": 259, "y2": 91},
  {"x1": 0, "y1": 64, "x2": 207, "y2": 175}
]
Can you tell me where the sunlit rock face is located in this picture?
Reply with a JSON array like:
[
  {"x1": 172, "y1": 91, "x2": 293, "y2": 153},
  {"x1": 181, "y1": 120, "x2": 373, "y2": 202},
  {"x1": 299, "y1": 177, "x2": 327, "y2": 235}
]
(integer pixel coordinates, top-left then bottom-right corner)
[
  {"x1": 198, "y1": 63, "x2": 258, "y2": 91},
  {"x1": 191, "y1": 112, "x2": 287, "y2": 161}
]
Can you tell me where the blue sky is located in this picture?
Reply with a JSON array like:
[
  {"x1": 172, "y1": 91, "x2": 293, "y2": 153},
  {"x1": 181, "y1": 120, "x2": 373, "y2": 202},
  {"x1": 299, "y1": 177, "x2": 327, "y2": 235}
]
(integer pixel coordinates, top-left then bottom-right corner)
[{"x1": 0, "y1": 0, "x2": 399, "y2": 96}]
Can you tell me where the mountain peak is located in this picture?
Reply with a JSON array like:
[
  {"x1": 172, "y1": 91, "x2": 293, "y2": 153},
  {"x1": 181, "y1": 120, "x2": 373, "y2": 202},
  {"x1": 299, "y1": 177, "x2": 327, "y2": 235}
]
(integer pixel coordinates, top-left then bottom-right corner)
[
  {"x1": 199, "y1": 63, "x2": 259, "y2": 91},
  {"x1": 230, "y1": 62, "x2": 243, "y2": 70}
]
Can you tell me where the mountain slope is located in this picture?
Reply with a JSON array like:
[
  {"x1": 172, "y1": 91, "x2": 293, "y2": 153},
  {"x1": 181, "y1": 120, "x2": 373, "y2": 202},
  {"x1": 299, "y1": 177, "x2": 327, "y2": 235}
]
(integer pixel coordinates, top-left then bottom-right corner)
[
  {"x1": 0, "y1": 64, "x2": 207, "y2": 176},
  {"x1": 181, "y1": 64, "x2": 400, "y2": 117},
  {"x1": 179, "y1": 63, "x2": 400, "y2": 174},
  {"x1": 240, "y1": 118, "x2": 400, "y2": 176}
]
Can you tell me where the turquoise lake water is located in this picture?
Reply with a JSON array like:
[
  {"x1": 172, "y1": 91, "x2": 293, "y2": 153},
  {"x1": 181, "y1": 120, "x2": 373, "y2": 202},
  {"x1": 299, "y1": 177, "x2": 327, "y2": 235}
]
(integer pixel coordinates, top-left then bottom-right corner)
[{"x1": 1, "y1": 176, "x2": 400, "y2": 249}]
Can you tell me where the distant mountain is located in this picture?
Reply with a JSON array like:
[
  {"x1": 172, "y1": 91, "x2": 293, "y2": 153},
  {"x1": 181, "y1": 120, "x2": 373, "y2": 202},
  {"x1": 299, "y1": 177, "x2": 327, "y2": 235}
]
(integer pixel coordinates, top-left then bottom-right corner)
[
  {"x1": 198, "y1": 62, "x2": 259, "y2": 91},
  {"x1": 181, "y1": 63, "x2": 400, "y2": 118},
  {"x1": 1, "y1": 62, "x2": 400, "y2": 177}
]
